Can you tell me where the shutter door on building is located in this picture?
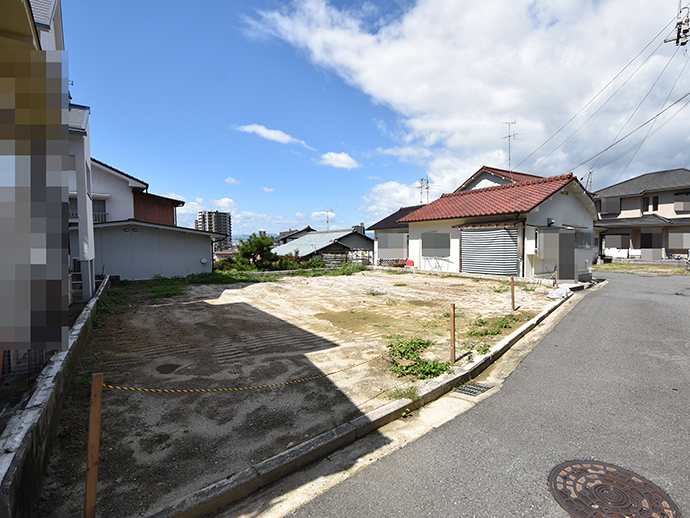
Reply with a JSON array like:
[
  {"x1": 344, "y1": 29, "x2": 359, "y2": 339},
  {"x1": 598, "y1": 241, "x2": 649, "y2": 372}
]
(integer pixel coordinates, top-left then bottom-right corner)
[{"x1": 461, "y1": 229, "x2": 518, "y2": 276}]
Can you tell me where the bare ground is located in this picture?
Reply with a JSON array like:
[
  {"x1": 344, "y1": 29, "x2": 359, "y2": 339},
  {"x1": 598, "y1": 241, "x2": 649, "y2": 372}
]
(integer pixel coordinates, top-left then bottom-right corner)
[{"x1": 37, "y1": 270, "x2": 553, "y2": 517}]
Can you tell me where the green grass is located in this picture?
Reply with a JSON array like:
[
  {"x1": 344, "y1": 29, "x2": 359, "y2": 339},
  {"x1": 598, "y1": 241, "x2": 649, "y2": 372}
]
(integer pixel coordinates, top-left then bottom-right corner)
[
  {"x1": 467, "y1": 314, "x2": 524, "y2": 337},
  {"x1": 393, "y1": 282, "x2": 407, "y2": 286},
  {"x1": 593, "y1": 262, "x2": 690, "y2": 275}
]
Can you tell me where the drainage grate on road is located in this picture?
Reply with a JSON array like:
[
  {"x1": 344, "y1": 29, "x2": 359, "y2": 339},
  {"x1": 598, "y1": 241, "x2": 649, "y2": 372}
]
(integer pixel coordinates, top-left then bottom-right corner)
[
  {"x1": 548, "y1": 461, "x2": 683, "y2": 518},
  {"x1": 453, "y1": 383, "x2": 492, "y2": 396}
]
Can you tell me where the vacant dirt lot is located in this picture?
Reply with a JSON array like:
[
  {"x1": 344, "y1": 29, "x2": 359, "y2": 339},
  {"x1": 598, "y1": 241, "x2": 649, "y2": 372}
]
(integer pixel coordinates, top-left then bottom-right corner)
[{"x1": 38, "y1": 270, "x2": 553, "y2": 517}]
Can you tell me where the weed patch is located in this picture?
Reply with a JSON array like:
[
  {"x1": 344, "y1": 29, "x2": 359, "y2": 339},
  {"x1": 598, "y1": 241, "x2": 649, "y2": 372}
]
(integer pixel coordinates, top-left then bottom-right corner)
[
  {"x1": 386, "y1": 337, "x2": 452, "y2": 379},
  {"x1": 492, "y1": 282, "x2": 509, "y2": 293},
  {"x1": 387, "y1": 386, "x2": 419, "y2": 400},
  {"x1": 467, "y1": 314, "x2": 524, "y2": 337}
]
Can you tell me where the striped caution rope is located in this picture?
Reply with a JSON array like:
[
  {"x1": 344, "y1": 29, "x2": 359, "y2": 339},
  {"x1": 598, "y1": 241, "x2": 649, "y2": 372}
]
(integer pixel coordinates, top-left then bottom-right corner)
[{"x1": 103, "y1": 352, "x2": 386, "y2": 393}]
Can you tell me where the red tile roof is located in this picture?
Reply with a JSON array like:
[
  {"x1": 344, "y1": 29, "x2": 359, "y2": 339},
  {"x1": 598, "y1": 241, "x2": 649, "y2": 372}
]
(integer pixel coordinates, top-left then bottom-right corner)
[{"x1": 399, "y1": 173, "x2": 577, "y2": 223}]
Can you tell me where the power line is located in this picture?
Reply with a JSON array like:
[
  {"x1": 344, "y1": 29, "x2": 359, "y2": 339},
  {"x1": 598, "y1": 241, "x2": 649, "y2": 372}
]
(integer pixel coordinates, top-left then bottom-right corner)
[
  {"x1": 515, "y1": 12, "x2": 680, "y2": 171},
  {"x1": 589, "y1": 45, "x2": 680, "y2": 173},
  {"x1": 526, "y1": 36, "x2": 670, "y2": 174},
  {"x1": 569, "y1": 88, "x2": 690, "y2": 173}
]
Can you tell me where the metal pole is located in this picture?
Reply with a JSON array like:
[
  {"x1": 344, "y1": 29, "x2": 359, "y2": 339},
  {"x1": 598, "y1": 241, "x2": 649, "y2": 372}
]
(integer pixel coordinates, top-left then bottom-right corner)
[
  {"x1": 85, "y1": 373, "x2": 104, "y2": 518},
  {"x1": 510, "y1": 277, "x2": 515, "y2": 311},
  {"x1": 450, "y1": 303, "x2": 456, "y2": 363}
]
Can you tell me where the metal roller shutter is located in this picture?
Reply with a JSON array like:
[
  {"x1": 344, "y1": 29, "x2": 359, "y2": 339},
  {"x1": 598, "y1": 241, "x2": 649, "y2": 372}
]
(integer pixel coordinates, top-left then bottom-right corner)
[{"x1": 461, "y1": 229, "x2": 518, "y2": 276}]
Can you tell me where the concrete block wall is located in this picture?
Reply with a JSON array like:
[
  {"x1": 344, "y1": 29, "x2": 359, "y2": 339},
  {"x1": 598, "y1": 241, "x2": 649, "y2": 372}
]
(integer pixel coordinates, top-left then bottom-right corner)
[{"x1": 0, "y1": 278, "x2": 110, "y2": 518}]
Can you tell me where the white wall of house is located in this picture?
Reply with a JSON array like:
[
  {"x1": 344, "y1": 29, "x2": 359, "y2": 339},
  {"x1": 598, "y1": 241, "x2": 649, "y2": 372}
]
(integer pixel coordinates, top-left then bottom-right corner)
[
  {"x1": 464, "y1": 172, "x2": 513, "y2": 191},
  {"x1": 89, "y1": 162, "x2": 144, "y2": 221},
  {"x1": 94, "y1": 224, "x2": 214, "y2": 280},
  {"x1": 408, "y1": 219, "x2": 463, "y2": 273},
  {"x1": 525, "y1": 186, "x2": 595, "y2": 231},
  {"x1": 373, "y1": 228, "x2": 408, "y2": 264}
]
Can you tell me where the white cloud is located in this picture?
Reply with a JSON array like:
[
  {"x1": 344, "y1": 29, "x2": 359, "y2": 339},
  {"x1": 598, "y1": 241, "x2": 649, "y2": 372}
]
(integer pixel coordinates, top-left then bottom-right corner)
[
  {"x1": 225, "y1": 177, "x2": 241, "y2": 185},
  {"x1": 237, "y1": 123, "x2": 316, "y2": 150},
  {"x1": 295, "y1": 212, "x2": 305, "y2": 218},
  {"x1": 262, "y1": 187, "x2": 276, "y2": 193},
  {"x1": 249, "y1": 0, "x2": 690, "y2": 190},
  {"x1": 172, "y1": 194, "x2": 306, "y2": 235},
  {"x1": 311, "y1": 210, "x2": 336, "y2": 223},
  {"x1": 212, "y1": 197, "x2": 240, "y2": 213},
  {"x1": 360, "y1": 181, "x2": 419, "y2": 218},
  {"x1": 366, "y1": 175, "x2": 380, "y2": 180},
  {"x1": 318, "y1": 151, "x2": 361, "y2": 169}
]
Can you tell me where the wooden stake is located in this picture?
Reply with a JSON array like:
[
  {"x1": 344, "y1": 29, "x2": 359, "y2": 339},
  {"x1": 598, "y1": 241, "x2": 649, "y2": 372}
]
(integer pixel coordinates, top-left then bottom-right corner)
[
  {"x1": 555, "y1": 268, "x2": 559, "y2": 289},
  {"x1": 85, "y1": 373, "x2": 104, "y2": 518},
  {"x1": 510, "y1": 277, "x2": 515, "y2": 311},
  {"x1": 450, "y1": 303, "x2": 456, "y2": 363}
]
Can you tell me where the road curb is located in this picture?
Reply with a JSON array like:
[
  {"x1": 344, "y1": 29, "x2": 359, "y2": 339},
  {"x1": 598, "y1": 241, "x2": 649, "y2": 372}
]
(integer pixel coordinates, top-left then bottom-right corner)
[{"x1": 143, "y1": 292, "x2": 574, "y2": 518}]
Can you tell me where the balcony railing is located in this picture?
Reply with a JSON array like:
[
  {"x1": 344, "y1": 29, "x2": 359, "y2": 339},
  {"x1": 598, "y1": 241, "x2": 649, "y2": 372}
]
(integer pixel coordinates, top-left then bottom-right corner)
[{"x1": 69, "y1": 211, "x2": 107, "y2": 223}]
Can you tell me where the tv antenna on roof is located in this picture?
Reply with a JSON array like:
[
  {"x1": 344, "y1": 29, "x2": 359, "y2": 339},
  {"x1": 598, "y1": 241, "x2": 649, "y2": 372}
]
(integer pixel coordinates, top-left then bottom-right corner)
[
  {"x1": 665, "y1": 1, "x2": 689, "y2": 46},
  {"x1": 503, "y1": 121, "x2": 518, "y2": 177},
  {"x1": 323, "y1": 208, "x2": 333, "y2": 230},
  {"x1": 419, "y1": 176, "x2": 430, "y2": 204}
]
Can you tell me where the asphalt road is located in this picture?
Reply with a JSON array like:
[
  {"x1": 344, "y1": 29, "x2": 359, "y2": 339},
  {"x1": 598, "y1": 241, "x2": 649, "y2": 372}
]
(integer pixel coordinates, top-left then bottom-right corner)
[{"x1": 288, "y1": 273, "x2": 690, "y2": 517}]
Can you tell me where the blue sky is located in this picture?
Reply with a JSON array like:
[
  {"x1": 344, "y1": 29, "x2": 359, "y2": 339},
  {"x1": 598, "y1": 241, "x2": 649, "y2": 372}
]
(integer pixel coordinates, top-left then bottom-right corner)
[{"x1": 63, "y1": 0, "x2": 690, "y2": 235}]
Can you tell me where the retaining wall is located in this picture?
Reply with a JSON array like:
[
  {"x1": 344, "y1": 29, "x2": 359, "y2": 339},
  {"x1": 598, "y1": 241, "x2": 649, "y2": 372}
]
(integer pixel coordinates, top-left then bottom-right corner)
[{"x1": 0, "y1": 277, "x2": 110, "y2": 518}]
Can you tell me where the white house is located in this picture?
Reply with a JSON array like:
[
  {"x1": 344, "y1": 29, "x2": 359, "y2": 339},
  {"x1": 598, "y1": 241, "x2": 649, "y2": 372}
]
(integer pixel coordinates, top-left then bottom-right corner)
[
  {"x1": 68, "y1": 159, "x2": 223, "y2": 282},
  {"x1": 397, "y1": 172, "x2": 598, "y2": 282},
  {"x1": 367, "y1": 205, "x2": 424, "y2": 267}
]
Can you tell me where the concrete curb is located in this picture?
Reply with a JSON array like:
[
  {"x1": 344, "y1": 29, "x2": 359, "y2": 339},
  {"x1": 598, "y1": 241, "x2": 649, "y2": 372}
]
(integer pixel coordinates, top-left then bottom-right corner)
[
  {"x1": 0, "y1": 277, "x2": 110, "y2": 518},
  {"x1": 143, "y1": 291, "x2": 574, "y2": 518}
]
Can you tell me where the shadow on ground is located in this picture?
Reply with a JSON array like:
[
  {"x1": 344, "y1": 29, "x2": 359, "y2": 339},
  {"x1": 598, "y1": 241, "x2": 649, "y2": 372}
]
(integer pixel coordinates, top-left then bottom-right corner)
[{"x1": 38, "y1": 294, "x2": 389, "y2": 518}]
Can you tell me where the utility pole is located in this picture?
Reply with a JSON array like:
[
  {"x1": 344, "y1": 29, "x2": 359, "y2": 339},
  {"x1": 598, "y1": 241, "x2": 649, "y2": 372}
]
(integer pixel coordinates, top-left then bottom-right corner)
[
  {"x1": 664, "y1": 2, "x2": 689, "y2": 46},
  {"x1": 503, "y1": 121, "x2": 518, "y2": 176}
]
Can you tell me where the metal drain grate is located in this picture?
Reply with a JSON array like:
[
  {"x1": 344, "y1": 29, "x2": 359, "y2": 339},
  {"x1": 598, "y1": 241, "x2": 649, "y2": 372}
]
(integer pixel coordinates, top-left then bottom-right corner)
[
  {"x1": 548, "y1": 461, "x2": 683, "y2": 518},
  {"x1": 453, "y1": 383, "x2": 492, "y2": 396}
]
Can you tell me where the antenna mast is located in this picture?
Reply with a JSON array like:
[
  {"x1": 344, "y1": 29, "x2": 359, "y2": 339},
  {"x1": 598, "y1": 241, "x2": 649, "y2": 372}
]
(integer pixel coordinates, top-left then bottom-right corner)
[
  {"x1": 419, "y1": 176, "x2": 430, "y2": 204},
  {"x1": 503, "y1": 121, "x2": 518, "y2": 176},
  {"x1": 324, "y1": 208, "x2": 333, "y2": 230}
]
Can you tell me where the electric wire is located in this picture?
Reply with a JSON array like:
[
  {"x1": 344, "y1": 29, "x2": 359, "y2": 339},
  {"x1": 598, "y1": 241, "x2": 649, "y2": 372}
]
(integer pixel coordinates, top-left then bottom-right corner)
[
  {"x1": 525, "y1": 36, "x2": 670, "y2": 174},
  {"x1": 610, "y1": 51, "x2": 690, "y2": 183},
  {"x1": 515, "y1": 13, "x2": 680, "y2": 171},
  {"x1": 585, "y1": 96, "x2": 690, "y2": 174},
  {"x1": 588, "y1": 46, "x2": 680, "y2": 173},
  {"x1": 569, "y1": 88, "x2": 690, "y2": 173}
]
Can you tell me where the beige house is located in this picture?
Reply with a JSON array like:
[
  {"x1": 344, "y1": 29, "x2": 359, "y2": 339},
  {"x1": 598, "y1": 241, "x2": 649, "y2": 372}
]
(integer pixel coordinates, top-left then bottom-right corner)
[{"x1": 594, "y1": 169, "x2": 690, "y2": 260}]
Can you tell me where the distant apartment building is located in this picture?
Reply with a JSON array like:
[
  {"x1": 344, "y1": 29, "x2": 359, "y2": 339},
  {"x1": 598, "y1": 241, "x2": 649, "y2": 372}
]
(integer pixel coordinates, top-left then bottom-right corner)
[{"x1": 195, "y1": 210, "x2": 232, "y2": 251}]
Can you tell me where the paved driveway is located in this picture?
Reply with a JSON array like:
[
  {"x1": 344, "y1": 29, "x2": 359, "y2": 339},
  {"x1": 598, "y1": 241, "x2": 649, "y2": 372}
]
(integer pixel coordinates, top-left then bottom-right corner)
[{"x1": 289, "y1": 272, "x2": 690, "y2": 517}]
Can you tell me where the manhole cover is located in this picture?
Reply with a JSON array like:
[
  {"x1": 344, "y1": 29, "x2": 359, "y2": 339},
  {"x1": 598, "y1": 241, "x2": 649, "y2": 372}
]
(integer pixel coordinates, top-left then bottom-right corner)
[
  {"x1": 548, "y1": 461, "x2": 683, "y2": 518},
  {"x1": 453, "y1": 383, "x2": 491, "y2": 396}
]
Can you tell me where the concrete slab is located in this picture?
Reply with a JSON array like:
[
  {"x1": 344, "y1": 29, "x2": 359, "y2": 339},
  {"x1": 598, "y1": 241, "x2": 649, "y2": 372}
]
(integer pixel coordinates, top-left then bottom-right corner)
[{"x1": 415, "y1": 394, "x2": 474, "y2": 428}]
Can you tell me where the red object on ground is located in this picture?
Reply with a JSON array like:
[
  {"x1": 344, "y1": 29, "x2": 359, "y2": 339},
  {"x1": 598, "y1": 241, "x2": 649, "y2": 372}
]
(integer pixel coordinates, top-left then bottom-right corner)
[{"x1": 406, "y1": 260, "x2": 414, "y2": 266}]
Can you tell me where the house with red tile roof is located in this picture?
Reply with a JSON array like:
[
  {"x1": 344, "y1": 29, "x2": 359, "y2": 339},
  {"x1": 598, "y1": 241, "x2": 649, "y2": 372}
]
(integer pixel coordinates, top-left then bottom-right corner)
[{"x1": 397, "y1": 172, "x2": 598, "y2": 281}]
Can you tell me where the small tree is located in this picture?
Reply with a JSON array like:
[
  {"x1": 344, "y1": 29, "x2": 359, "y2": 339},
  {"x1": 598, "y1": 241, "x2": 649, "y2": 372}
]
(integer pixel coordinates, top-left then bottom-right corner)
[{"x1": 237, "y1": 231, "x2": 278, "y2": 270}]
